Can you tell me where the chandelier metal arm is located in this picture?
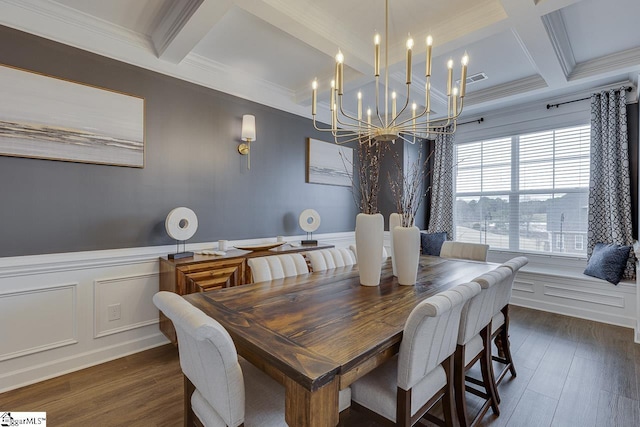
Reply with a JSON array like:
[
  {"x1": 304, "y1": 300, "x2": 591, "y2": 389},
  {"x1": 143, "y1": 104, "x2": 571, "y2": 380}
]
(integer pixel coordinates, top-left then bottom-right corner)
[
  {"x1": 337, "y1": 94, "x2": 374, "y2": 129},
  {"x1": 392, "y1": 83, "x2": 412, "y2": 127}
]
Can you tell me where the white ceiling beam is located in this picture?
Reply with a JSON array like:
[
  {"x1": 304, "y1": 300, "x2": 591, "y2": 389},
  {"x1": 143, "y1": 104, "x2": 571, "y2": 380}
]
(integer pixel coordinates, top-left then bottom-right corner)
[
  {"x1": 541, "y1": 11, "x2": 575, "y2": 78},
  {"x1": 570, "y1": 47, "x2": 640, "y2": 81},
  {"x1": 152, "y1": 0, "x2": 234, "y2": 64},
  {"x1": 500, "y1": 0, "x2": 568, "y2": 88}
]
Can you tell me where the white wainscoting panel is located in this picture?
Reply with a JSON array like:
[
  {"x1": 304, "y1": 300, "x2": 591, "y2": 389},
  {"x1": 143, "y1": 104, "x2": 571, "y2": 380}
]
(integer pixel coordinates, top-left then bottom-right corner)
[
  {"x1": 0, "y1": 283, "x2": 77, "y2": 361},
  {"x1": 0, "y1": 231, "x2": 356, "y2": 392},
  {"x1": 513, "y1": 279, "x2": 535, "y2": 293},
  {"x1": 543, "y1": 284, "x2": 625, "y2": 308},
  {"x1": 94, "y1": 273, "x2": 160, "y2": 338},
  {"x1": 511, "y1": 270, "x2": 637, "y2": 333}
]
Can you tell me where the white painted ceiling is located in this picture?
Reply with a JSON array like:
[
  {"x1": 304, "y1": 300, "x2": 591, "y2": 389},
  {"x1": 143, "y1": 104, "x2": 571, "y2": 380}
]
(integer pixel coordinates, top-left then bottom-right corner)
[{"x1": 1, "y1": 0, "x2": 639, "y2": 124}]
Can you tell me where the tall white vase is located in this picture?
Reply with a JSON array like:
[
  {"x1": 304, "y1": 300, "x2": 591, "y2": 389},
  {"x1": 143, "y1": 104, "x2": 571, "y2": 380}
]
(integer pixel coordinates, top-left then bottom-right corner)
[
  {"x1": 355, "y1": 213, "x2": 384, "y2": 286},
  {"x1": 393, "y1": 225, "x2": 420, "y2": 286},
  {"x1": 389, "y1": 213, "x2": 402, "y2": 277}
]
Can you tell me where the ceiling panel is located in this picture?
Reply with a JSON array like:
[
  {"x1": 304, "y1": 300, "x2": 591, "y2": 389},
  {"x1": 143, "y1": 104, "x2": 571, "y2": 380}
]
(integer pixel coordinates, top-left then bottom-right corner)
[
  {"x1": 192, "y1": 6, "x2": 336, "y2": 91},
  {"x1": 295, "y1": 0, "x2": 504, "y2": 46},
  {"x1": 427, "y1": 30, "x2": 538, "y2": 96},
  {"x1": 331, "y1": 28, "x2": 540, "y2": 119},
  {"x1": 561, "y1": 0, "x2": 640, "y2": 63}
]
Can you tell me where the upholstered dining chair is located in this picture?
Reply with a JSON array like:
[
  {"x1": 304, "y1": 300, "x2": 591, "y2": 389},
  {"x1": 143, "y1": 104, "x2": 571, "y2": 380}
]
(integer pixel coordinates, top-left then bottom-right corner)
[
  {"x1": 440, "y1": 241, "x2": 489, "y2": 262},
  {"x1": 154, "y1": 291, "x2": 353, "y2": 426},
  {"x1": 467, "y1": 266, "x2": 513, "y2": 405},
  {"x1": 351, "y1": 282, "x2": 482, "y2": 427},
  {"x1": 349, "y1": 244, "x2": 388, "y2": 262},
  {"x1": 247, "y1": 253, "x2": 309, "y2": 283},
  {"x1": 454, "y1": 269, "x2": 502, "y2": 427},
  {"x1": 489, "y1": 257, "x2": 528, "y2": 385},
  {"x1": 307, "y1": 248, "x2": 356, "y2": 272},
  {"x1": 153, "y1": 291, "x2": 286, "y2": 426}
]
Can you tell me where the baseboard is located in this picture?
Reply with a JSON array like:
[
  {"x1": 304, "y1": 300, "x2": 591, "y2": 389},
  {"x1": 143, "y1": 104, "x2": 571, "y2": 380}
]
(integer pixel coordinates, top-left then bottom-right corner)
[{"x1": 0, "y1": 332, "x2": 169, "y2": 394}]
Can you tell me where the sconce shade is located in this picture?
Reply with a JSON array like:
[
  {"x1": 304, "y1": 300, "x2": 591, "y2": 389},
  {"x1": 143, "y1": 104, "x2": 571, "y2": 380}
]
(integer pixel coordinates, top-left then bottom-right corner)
[{"x1": 241, "y1": 115, "x2": 256, "y2": 141}]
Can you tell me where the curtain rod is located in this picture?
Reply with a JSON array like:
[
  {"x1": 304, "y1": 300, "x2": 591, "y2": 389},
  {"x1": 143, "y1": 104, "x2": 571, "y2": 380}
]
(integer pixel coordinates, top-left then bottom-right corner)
[
  {"x1": 458, "y1": 117, "x2": 484, "y2": 126},
  {"x1": 546, "y1": 86, "x2": 632, "y2": 110}
]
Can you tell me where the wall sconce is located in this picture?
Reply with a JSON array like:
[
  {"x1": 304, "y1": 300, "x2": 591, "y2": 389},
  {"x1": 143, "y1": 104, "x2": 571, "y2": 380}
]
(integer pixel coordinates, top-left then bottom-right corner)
[{"x1": 238, "y1": 114, "x2": 256, "y2": 169}]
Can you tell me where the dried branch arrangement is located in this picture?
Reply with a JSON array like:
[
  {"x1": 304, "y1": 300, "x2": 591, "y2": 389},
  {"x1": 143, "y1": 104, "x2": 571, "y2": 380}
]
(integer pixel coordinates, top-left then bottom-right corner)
[
  {"x1": 341, "y1": 139, "x2": 388, "y2": 214},
  {"x1": 388, "y1": 145, "x2": 434, "y2": 227}
]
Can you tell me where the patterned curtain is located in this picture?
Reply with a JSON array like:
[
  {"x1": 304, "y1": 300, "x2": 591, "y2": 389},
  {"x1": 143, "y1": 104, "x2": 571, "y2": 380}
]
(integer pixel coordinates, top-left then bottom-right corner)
[
  {"x1": 427, "y1": 130, "x2": 454, "y2": 238},
  {"x1": 588, "y1": 88, "x2": 635, "y2": 279}
]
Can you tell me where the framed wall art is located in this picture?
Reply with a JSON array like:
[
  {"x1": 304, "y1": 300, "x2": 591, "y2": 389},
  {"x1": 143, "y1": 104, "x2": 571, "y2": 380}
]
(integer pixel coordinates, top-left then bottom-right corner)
[
  {"x1": 306, "y1": 138, "x2": 353, "y2": 187},
  {"x1": 0, "y1": 64, "x2": 145, "y2": 168}
]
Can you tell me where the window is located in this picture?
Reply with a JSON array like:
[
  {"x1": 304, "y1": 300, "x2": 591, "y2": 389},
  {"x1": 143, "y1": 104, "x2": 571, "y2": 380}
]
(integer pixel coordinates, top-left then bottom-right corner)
[{"x1": 454, "y1": 125, "x2": 590, "y2": 255}]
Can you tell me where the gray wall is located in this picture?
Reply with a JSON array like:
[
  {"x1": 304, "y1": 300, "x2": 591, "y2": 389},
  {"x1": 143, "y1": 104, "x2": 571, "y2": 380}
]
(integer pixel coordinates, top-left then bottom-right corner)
[
  {"x1": 378, "y1": 139, "x2": 428, "y2": 231},
  {"x1": 0, "y1": 26, "x2": 358, "y2": 257}
]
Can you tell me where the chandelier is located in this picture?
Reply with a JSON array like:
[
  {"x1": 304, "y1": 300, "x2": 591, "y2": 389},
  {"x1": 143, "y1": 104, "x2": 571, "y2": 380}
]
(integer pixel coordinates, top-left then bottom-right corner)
[{"x1": 311, "y1": 0, "x2": 469, "y2": 145}]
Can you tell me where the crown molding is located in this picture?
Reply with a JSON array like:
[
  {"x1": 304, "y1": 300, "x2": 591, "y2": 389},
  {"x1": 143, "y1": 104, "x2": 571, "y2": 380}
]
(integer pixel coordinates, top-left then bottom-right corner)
[
  {"x1": 457, "y1": 78, "x2": 634, "y2": 131},
  {"x1": 183, "y1": 53, "x2": 296, "y2": 101},
  {"x1": 0, "y1": 0, "x2": 151, "y2": 52},
  {"x1": 570, "y1": 46, "x2": 640, "y2": 81},
  {"x1": 541, "y1": 10, "x2": 575, "y2": 78},
  {"x1": 465, "y1": 75, "x2": 548, "y2": 105},
  {"x1": 151, "y1": 0, "x2": 203, "y2": 58}
]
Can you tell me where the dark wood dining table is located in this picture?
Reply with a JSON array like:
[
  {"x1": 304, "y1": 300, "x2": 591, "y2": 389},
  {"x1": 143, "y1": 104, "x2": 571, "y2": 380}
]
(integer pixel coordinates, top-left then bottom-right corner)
[{"x1": 185, "y1": 255, "x2": 497, "y2": 427}]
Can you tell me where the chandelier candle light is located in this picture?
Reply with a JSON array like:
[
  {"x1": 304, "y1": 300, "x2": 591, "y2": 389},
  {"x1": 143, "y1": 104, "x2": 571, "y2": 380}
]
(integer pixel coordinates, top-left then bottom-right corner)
[{"x1": 311, "y1": 0, "x2": 469, "y2": 144}]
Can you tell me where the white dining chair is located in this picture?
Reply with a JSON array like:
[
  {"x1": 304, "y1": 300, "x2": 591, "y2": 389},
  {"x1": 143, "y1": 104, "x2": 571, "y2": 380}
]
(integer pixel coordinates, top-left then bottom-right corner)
[
  {"x1": 349, "y1": 244, "x2": 388, "y2": 262},
  {"x1": 454, "y1": 269, "x2": 502, "y2": 427},
  {"x1": 489, "y1": 257, "x2": 528, "y2": 384},
  {"x1": 154, "y1": 291, "x2": 352, "y2": 426},
  {"x1": 153, "y1": 291, "x2": 285, "y2": 426},
  {"x1": 440, "y1": 241, "x2": 489, "y2": 262},
  {"x1": 307, "y1": 248, "x2": 356, "y2": 272},
  {"x1": 247, "y1": 253, "x2": 309, "y2": 283},
  {"x1": 351, "y1": 282, "x2": 481, "y2": 427}
]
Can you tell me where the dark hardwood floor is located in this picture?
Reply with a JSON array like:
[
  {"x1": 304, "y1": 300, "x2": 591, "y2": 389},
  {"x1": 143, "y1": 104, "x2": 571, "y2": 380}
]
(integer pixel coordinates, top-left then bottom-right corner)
[{"x1": 1, "y1": 306, "x2": 639, "y2": 426}]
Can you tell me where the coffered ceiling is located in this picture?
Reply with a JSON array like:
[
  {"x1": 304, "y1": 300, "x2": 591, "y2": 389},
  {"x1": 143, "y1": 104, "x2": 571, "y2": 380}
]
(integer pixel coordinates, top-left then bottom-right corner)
[{"x1": 1, "y1": 0, "x2": 639, "y2": 124}]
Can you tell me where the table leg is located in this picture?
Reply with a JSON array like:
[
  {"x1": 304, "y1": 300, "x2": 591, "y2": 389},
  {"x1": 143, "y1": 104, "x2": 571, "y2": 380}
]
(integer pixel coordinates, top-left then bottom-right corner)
[{"x1": 284, "y1": 377, "x2": 339, "y2": 427}]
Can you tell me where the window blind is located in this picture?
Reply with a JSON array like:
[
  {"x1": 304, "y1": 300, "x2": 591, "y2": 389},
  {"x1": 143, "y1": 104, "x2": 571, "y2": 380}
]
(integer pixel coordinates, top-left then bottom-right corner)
[{"x1": 454, "y1": 125, "x2": 590, "y2": 255}]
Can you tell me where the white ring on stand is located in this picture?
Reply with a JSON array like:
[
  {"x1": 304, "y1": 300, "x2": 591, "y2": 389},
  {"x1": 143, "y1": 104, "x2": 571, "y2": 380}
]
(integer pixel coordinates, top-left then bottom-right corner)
[
  {"x1": 299, "y1": 209, "x2": 321, "y2": 233},
  {"x1": 165, "y1": 207, "x2": 198, "y2": 241}
]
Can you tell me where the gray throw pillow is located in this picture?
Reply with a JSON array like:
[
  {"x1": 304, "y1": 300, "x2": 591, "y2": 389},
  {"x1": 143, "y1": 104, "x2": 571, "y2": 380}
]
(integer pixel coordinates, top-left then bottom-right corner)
[
  {"x1": 583, "y1": 243, "x2": 631, "y2": 285},
  {"x1": 421, "y1": 232, "x2": 447, "y2": 256}
]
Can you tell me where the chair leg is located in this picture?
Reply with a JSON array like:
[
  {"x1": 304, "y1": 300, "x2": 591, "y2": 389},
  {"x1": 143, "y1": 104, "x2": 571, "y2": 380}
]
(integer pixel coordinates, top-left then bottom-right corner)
[
  {"x1": 454, "y1": 344, "x2": 469, "y2": 427},
  {"x1": 493, "y1": 333, "x2": 505, "y2": 358},
  {"x1": 184, "y1": 375, "x2": 196, "y2": 427},
  {"x1": 396, "y1": 387, "x2": 412, "y2": 427},
  {"x1": 442, "y1": 355, "x2": 457, "y2": 427},
  {"x1": 502, "y1": 305, "x2": 517, "y2": 377},
  {"x1": 479, "y1": 326, "x2": 500, "y2": 415}
]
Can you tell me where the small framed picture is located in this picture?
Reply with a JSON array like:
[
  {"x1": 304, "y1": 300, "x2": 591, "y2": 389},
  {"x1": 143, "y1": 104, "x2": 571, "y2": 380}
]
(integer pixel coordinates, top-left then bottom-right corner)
[{"x1": 306, "y1": 138, "x2": 353, "y2": 187}]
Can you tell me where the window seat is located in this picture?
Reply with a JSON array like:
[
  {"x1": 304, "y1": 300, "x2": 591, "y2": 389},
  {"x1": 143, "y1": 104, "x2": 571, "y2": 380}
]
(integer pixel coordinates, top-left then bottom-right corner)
[{"x1": 506, "y1": 259, "x2": 637, "y2": 337}]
